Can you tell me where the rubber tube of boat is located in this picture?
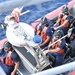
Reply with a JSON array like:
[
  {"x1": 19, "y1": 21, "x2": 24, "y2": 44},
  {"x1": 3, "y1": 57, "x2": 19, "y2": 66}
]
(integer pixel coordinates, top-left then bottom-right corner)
[{"x1": 32, "y1": 61, "x2": 75, "y2": 75}]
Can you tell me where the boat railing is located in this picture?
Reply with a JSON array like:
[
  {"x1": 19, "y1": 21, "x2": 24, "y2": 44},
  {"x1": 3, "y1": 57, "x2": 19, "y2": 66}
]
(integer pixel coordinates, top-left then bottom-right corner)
[
  {"x1": 13, "y1": 43, "x2": 52, "y2": 74},
  {"x1": 23, "y1": 44, "x2": 52, "y2": 70}
]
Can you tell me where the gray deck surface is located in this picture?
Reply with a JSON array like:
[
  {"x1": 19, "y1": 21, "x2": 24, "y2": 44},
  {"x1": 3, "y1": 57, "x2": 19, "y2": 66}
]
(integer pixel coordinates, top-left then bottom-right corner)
[{"x1": 15, "y1": 46, "x2": 36, "y2": 67}]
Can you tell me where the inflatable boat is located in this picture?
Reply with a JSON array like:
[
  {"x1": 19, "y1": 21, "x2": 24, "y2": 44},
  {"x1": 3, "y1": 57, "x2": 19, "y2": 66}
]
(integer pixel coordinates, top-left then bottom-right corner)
[{"x1": 0, "y1": 0, "x2": 75, "y2": 75}]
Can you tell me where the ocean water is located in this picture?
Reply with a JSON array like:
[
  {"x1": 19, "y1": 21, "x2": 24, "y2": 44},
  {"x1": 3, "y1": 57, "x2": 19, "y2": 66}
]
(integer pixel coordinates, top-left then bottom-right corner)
[{"x1": 0, "y1": 0, "x2": 71, "y2": 40}]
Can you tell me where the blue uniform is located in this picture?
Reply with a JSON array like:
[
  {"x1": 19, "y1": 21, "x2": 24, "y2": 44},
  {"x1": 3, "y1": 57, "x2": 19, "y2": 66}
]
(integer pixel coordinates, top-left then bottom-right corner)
[
  {"x1": 0, "y1": 49, "x2": 20, "y2": 75},
  {"x1": 40, "y1": 27, "x2": 52, "y2": 49},
  {"x1": 48, "y1": 39, "x2": 66, "y2": 67}
]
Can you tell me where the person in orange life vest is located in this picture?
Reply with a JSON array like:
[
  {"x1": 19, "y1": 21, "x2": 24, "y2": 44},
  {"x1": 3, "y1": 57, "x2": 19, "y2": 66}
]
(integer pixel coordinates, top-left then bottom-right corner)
[
  {"x1": 53, "y1": 5, "x2": 73, "y2": 34},
  {"x1": 43, "y1": 30, "x2": 66, "y2": 67},
  {"x1": 9, "y1": 7, "x2": 23, "y2": 23},
  {"x1": 0, "y1": 41, "x2": 20, "y2": 75},
  {"x1": 34, "y1": 16, "x2": 52, "y2": 49}
]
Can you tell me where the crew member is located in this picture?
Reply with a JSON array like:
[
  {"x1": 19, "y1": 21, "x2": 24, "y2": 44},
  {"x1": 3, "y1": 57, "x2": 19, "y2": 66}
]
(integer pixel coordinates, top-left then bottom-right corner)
[
  {"x1": 34, "y1": 16, "x2": 52, "y2": 49},
  {"x1": 53, "y1": 5, "x2": 73, "y2": 34},
  {"x1": 43, "y1": 30, "x2": 66, "y2": 67},
  {"x1": 0, "y1": 41, "x2": 20, "y2": 75}
]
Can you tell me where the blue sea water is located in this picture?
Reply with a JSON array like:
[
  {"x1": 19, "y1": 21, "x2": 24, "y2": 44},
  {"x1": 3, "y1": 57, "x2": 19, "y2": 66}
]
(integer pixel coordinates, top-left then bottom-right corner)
[{"x1": 0, "y1": 0, "x2": 71, "y2": 40}]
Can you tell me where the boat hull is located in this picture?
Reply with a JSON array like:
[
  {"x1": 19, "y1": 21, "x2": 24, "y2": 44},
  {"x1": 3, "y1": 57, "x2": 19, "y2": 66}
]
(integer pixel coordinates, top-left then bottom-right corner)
[{"x1": 0, "y1": 0, "x2": 75, "y2": 75}]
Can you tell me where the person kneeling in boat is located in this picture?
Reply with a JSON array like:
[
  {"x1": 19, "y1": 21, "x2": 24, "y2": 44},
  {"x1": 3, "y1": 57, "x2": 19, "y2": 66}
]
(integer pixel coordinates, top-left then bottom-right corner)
[
  {"x1": 34, "y1": 16, "x2": 52, "y2": 49},
  {"x1": 0, "y1": 41, "x2": 20, "y2": 75},
  {"x1": 53, "y1": 5, "x2": 73, "y2": 34},
  {"x1": 43, "y1": 30, "x2": 66, "y2": 67}
]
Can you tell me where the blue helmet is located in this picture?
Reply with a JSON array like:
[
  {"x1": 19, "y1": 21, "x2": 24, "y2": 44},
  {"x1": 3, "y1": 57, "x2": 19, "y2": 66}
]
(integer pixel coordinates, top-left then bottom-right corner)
[{"x1": 33, "y1": 35, "x2": 42, "y2": 44}]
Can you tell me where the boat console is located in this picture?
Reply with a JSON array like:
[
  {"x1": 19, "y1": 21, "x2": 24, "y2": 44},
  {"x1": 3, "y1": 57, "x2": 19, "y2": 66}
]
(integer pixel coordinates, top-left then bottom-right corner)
[{"x1": 4, "y1": 17, "x2": 51, "y2": 74}]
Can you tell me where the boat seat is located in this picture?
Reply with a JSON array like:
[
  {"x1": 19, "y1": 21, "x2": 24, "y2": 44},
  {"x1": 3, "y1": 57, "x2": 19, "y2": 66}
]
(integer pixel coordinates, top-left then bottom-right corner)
[
  {"x1": 64, "y1": 39, "x2": 75, "y2": 59},
  {"x1": 69, "y1": 18, "x2": 75, "y2": 28},
  {"x1": 68, "y1": 39, "x2": 75, "y2": 58},
  {"x1": 69, "y1": 39, "x2": 75, "y2": 50},
  {"x1": 65, "y1": 19, "x2": 75, "y2": 43}
]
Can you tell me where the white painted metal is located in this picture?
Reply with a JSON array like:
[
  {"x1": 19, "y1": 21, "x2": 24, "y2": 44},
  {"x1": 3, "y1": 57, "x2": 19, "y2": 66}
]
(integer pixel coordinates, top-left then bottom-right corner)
[
  {"x1": 6, "y1": 22, "x2": 35, "y2": 47},
  {"x1": 32, "y1": 61, "x2": 75, "y2": 75}
]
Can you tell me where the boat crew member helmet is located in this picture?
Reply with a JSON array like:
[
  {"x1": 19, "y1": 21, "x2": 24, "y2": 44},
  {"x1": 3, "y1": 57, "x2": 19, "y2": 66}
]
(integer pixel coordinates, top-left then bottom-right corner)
[
  {"x1": 62, "y1": 6, "x2": 69, "y2": 14},
  {"x1": 33, "y1": 35, "x2": 42, "y2": 44},
  {"x1": 40, "y1": 16, "x2": 49, "y2": 27},
  {"x1": 3, "y1": 41, "x2": 12, "y2": 51},
  {"x1": 53, "y1": 30, "x2": 64, "y2": 39}
]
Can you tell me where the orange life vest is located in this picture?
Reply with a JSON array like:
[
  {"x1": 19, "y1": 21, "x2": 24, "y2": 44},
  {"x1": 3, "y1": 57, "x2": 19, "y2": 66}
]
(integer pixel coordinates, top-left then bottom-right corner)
[
  {"x1": 51, "y1": 39, "x2": 64, "y2": 54},
  {"x1": 36, "y1": 24, "x2": 47, "y2": 41},
  {"x1": 1, "y1": 50, "x2": 15, "y2": 66},
  {"x1": 58, "y1": 13, "x2": 70, "y2": 27}
]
